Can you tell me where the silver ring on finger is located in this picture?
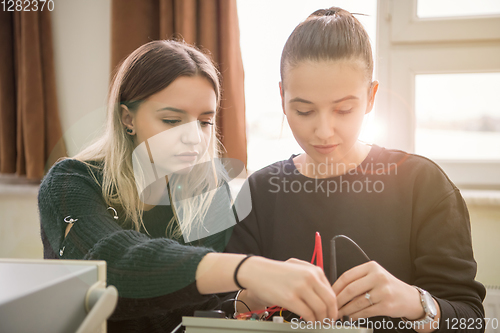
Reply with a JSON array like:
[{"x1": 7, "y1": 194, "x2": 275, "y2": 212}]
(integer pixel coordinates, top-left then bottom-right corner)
[{"x1": 365, "y1": 292, "x2": 373, "y2": 306}]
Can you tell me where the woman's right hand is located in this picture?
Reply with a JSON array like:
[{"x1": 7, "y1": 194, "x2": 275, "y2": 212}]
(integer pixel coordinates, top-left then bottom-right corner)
[{"x1": 237, "y1": 256, "x2": 337, "y2": 322}]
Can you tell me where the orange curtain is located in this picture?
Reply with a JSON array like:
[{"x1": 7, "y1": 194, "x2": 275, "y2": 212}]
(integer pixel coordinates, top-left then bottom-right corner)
[
  {"x1": 111, "y1": 0, "x2": 247, "y2": 166},
  {"x1": 0, "y1": 11, "x2": 66, "y2": 180}
]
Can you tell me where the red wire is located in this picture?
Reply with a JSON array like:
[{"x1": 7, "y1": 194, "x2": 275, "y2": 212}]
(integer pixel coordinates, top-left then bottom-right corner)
[
  {"x1": 315, "y1": 232, "x2": 323, "y2": 270},
  {"x1": 237, "y1": 232, "x2": 324, "y2": 321},
  {"x1": 236, "y1": 305, "x2": 283, "y2": 320}
]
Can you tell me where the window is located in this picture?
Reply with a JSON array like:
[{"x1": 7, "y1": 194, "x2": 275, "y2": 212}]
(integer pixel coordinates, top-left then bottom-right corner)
[
  {"x1": 417, "y1": 0, "x2": 500, "y2": 18},
  {"x1": 377, "y1": 0, "x2": 500, "y2": 188},
  {"x1": 415, "y1": 73, "x2": 500, "y2": 161},
  {"x1": 237, "y1": 0, "x2": 378, "y2": 173}
]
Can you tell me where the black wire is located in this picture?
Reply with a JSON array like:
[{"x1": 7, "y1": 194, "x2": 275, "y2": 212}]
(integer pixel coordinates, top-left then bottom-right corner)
[
  {"x1": 330, "y1": 234, "x2": 371, "y2": 284},
  {"x1": 283, "y1": 310, "x2": 297, "y2": 323},
  {"x1": 329, "y1": 235, "x2": 404, "y2": 333},
  {"x1": 222, "y1": 298, "x2": 252, "y2": 313},
  {"x1": 332, "y1": 234, "x2": 371, "y2": 260}
]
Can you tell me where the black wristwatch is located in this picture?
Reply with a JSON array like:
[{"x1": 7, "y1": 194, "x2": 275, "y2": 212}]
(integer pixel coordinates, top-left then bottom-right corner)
[{"x1": 402, "y1": 286, "x2": 437, "y2": 325}]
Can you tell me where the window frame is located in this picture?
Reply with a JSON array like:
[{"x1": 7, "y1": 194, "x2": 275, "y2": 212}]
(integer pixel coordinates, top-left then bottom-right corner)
[
  {"x1": 376, "y1": 0, "x2": 500, "y2": 189},
  {"x1": 392, "y1": 0, "x2": 500, "y2": 43}
]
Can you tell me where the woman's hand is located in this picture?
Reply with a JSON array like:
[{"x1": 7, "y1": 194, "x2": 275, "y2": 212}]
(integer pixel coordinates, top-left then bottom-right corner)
[
  {"x1": 333, "y1": 261, "x2": 426, "y2": 321},
  {"x1": 237, "y1": 258, "x2": 323, "y2": 314},
  {"x1": 237, "y1": 256, "x2": 338, "y2": 322}
]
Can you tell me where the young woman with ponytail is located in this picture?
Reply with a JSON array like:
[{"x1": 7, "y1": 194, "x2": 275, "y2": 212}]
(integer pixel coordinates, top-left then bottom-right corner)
[{"x1": 227, "y1": 7, "x2": 485, "y2": 333}]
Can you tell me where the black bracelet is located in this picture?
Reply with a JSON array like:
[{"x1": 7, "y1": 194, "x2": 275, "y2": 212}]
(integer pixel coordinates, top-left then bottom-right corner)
[{"x1": 234, "y1": 254, "x2": 254, "y2": 290}]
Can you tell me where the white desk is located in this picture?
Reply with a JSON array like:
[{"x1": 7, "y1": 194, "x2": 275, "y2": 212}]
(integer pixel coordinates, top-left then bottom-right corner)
[{"x1": 0, "y1": 259, "x2": 116, "y2": 333}]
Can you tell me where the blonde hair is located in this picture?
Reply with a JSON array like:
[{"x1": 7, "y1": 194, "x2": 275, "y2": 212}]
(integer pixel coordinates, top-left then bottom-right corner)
[{"x1": 72, "y1": 40, "x2": 229, "y2": 238}]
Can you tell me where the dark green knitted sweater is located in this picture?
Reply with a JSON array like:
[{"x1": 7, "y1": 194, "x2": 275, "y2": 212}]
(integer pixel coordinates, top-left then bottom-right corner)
[{"x1": 38, "y1": 158, "x2": 235, "y2": 332}]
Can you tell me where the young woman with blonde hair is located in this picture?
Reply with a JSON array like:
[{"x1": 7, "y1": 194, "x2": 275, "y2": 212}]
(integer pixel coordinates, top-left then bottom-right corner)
[{"x1": 39, "y1": 40, "x2": 337, "y2": 332}]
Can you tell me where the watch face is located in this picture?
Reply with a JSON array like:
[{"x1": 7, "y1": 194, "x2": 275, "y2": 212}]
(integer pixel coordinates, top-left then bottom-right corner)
[{"x1": 423, "y1": 291, "x2": 437, "y2": 317}]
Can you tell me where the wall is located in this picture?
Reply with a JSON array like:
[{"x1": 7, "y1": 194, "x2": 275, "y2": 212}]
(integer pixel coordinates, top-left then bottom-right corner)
[
  {"x1": 0, "y1": 0, "x2": 111, "y2": 258},
  {"x1": 469, "y1": 202, "x2": 500, "y2": 287},
  {"x1": 51, "y1": 0, "x2": 111, "y2": 157},
  {"x1": 0, "y1": 186, "x2": 41, "y2": 258}
]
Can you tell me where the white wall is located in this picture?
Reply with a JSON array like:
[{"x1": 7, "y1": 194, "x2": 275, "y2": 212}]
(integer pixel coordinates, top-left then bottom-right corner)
[
  {"x1": 0, "y1": 0, "x2": 111, "y2": 259},
  {"x1": 51, "y1": 0, "x2": 111, "y2": 157},
  {"x1": 0, "y1": 186, "x2": 42, "y2": 258},
  {"x1": 469, "y1": 203, "x2": 500, "y2": 287}
]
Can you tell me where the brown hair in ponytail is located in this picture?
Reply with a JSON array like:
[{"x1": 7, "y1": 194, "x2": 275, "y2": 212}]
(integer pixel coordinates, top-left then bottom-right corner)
[{"x1": 280, "y1": 7, "x2": 373, "y2": 84}]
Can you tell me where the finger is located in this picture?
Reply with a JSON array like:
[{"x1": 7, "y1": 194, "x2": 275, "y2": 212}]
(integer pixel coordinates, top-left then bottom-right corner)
[
  {"x1": 345, "y1": 303, "x2": 381, "y2": 322},
  {"x1": 338, "y1": 290, "x2": 375, "y2": 319},
  {"x1": 286, "y1": 259, "x2": 330, "y2": 287},
  {"x1": 316, "y1": 267, "x2": 334, "y2": 291},
  {"x1": 314, "y1": 280, "x2": 338, "y2": 319},
  {"x1": 285, "y1": 298, "x2": 316, "y2": 323},
  {"x1": 336, "y1": 272, "x2": 376, "y2": 309},
  {"x1": 311, "y1": 269, "x2": 338, "y2": 320},
  {"x1": 298, "y1": 287, "x2": 328, "y2": 321},
  {"x1": 286, "y1": 260, "x2": 336, "y2": 316},
  {"x1": 332, "y1": 261, "x2": 376, "y2": 295}
]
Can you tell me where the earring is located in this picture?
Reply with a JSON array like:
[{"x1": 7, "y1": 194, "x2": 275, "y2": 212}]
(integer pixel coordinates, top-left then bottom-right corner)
[{"x1": 126, "y1": 128, "x2": 133, "y2": 134}]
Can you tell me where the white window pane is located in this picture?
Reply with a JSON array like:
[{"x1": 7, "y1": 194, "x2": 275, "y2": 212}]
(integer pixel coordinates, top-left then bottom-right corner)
[
  {"x1": 415, "y1": 73, "x2": 500, "y2": 160},
  {"x1": 417, "y1": 0, "x2": 500, "y2": 18}
]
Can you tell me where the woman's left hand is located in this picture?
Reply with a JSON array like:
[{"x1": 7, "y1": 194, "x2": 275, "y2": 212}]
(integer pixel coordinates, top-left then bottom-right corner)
[{"x1": 332, "y1": 261, "x2": 425, "y2": 321}]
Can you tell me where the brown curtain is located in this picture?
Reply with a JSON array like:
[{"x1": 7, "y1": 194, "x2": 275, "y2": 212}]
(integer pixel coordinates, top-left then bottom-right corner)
[
  {"x1": 0, "y1": 11, "x2": 66, "y2": 181},
  {"x1": 111, "y1": 0, "x2": 247, "y2": 166}
]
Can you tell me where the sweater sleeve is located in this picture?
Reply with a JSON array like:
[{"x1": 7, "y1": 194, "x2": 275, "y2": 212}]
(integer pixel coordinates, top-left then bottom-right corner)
[
  {"x1": 38, "y1": 159, "x2": 217, "y2": 316},
  {"x1": 410, "y1": 161, "x2": 486, "y2": 333}
]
